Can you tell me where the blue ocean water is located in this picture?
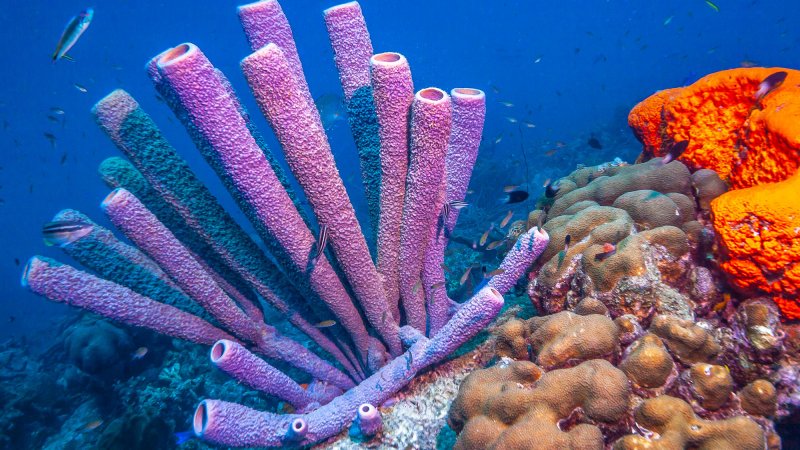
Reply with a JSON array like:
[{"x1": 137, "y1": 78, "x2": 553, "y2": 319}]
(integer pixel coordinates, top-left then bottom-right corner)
[{"x1": 1, "y1": 0, "x2": 799, "y2": 447}]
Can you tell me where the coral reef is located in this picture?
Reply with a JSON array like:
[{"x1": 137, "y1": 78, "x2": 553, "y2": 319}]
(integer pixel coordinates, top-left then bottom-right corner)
[
  {"x1": 628, "y1": 68, "x2": 800, "y2": 320},
  {"x1": 450, "y1": 297, "x2": 792, "y2": 448},
  {"x1": 526, "y1": 158, "x2": 724, "y2": 321},
  {"x1": 21, "y1": 1, "x2": 549, "y2": 447}
]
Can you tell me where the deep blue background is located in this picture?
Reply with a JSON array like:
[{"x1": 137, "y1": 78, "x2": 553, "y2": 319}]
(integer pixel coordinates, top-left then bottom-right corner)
[{"x1": 1, "y1": 0, "x2": 799, "y2": 345}]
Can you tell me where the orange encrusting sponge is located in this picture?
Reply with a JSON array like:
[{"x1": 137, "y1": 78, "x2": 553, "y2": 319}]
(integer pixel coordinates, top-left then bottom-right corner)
[
  {"x1": 629, "y1": 67, "x2": 800, "y2": 189},
  {"x1": 711, "y1": 170, "x2": 800, "y2": 319}
]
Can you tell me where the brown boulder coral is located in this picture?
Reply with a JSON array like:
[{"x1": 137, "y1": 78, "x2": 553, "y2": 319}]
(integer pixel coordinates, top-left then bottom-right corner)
[
  {"x1": 612, "y1": 395, "x2": 766, "y2": 450},
  {"x1": 526, "y1": 159, "x2": 725, "y2": 321},
  {"x1": 448, "y1": 359, "x2": 630, "y2": 450}
]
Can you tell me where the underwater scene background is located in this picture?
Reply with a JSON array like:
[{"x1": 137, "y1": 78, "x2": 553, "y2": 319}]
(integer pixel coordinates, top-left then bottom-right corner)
[{"x1": 1, "y1": 0, "x2": 800, "y2": 448}]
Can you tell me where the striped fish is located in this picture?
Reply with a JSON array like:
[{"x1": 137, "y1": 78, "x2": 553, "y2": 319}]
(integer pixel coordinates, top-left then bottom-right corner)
[
  {"x1": 42, "y1": 220, "x2": 93, "y2": 247},
  {"x1": 313, "y1": 224, "x2": 329, "y2": 262}
]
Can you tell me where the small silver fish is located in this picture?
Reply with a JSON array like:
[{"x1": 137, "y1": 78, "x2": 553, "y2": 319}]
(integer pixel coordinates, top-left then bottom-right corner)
[
  {"x1": 42, "y1": 220, "x2": 93, "y2": 247},
  {"x1": 52, "y1": 8, "x2": 94, "y2": 63},
  {"x1": 132, "y1": 347, "x2": 148, "y2": 360},
  {"x1": 313, "y1": 224, "x2": 329, "y2": 262},
  {"x1": 74, "y1": 83, "x2": 88, "y2": 93},
  {"x1": 315, "y1": 94, "x2": 345, "y2": 130},
  {"x1": 314, "y1": 320, "x2": 336, "y2": 328}
]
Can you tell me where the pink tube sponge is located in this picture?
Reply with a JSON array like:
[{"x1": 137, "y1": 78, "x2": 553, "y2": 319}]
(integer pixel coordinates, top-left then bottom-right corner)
[
  {"x1": 22, "y1": 256, "x2": 234, "y2": 346},
  {"x1": 323, "y1": 1, "x2": 373, "y2": 102},
  {"x1": 425, "y1": 88, "x2": 487, "y2": 335},
  {"x1": 371, "y1": 52, "x2": 414, "y2": 323},
  {"x1": 102, "y1": 187, "x2": 263, "y2": 344},
  {"x1": 241, "y1": 42, "x2": 400, "y2": 356},
  {"x1": 352, "y1": 403, "x2": 382, "y2": 437},
  {"x1": 398, "y1": 88, "x2": 452, "y2": 332},
  {"x1": 210, "y1": 339, "x2": 313, "y2": 410},
  {"x1": 489, "y1": 226, "x2": 550, "y2": 294}
]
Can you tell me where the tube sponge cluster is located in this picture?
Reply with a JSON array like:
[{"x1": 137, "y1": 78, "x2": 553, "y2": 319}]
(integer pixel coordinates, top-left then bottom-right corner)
[{"x1": 22, "y1": 1, "x2": 550, "y2": 447}]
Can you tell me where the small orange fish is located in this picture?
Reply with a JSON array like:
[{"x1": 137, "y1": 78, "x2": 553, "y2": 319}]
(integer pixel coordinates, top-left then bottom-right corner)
[
  {"x1": 499, "y1": 210, "x2": 513, "y2": 228},
  {"x1": 430, "y1": 282, "x2": 445, "y2": 291},
  {"x1": 503, "y1": 185, "x2": 519, "y2": 193},
  {"x1": 486, "y1": 240, "x2": 505, "y2": 251},
  {"x1": 555, "y1": 141, "x2": 566, "y2": 148},
  {"x1": 544, "y1": 149, "x2": 557, "y2": 157},
  {"x1": 299, "y1": 383, "x2": 309, "y2": 390},
  {"x1": 441, "y1": 263, "x2": 453, "y2": 274},
  {"x1": 594, "y1": 242, "x2": 616, "y2": 261},
  {"x1": 479, "y1": 230, "x2": 490, "y2": 246},
  {"x1": 459, "y1": 267, "x2": 472, "y2": 285},
  {"x1": 485, "y1": 268, "x2": 506, "y2": 278},
  {"x1": 314, "y1": 320, "x2": 337, "y2": 328},
  {"x1": 82, "y1": 419, "x2": 103, "y2": 432},
  {"x1": 132, "y1": 346, "x2": 148, "y2": 360},
  {"x1": 712, "y1": 293, "x2": 732, "y2": 313}
]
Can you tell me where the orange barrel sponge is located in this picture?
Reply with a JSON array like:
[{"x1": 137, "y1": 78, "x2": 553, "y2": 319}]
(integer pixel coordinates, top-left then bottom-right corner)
[
  {"x1": 711, "y1": 171, "x2": 800, "y2": 319},
  {"x1": 629, "y1": 67, "x2": 800, "y2": 189}
]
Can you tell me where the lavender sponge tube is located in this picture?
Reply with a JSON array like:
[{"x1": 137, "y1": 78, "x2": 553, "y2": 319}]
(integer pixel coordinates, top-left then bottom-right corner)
[
  {"x1": 102, "y1": 188, "x2": 353, "y2": 390},
  {"x1": 193, "y1": 286, "x2": 506, "y2": 448},
  {"x1": 153, "y1": 43, "x2": 372, "y2": 363},
  {"x1": 398, "y1": 88, "x2": 452, "y2": 332},
  {"x1": 22, "y1": 256, "x2": 233, "y2": 346},
  {"x1": 324, "y1": 1, "x2": 381, "y2": 243},
  {"x1": 242, "y1": 42, "x2": 400, "y2": 356},
  {"x1": 424, "y1": 88, "x2": 486, "y2": 335},
  {"x1": 371, "y1": 52, "x2": 414, "y2": 323},
  {"x1": 210, "y1": 339, "x2": 313, "y2": 410},
  {"x1": 488, "y1": 226, "x2": 550, "y2": 294}
]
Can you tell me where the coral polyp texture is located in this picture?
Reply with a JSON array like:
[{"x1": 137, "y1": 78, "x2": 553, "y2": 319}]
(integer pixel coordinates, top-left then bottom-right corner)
[
  {"x1": 526, "y1": 158, "x2": 726, "y2": 321},
  {"x1": 450, "y1": 298, "x2": 792, "y2": 449},
  {"x1": 628, "y1": 67, "x2": 800, "y2": 320},
  {"x1": 21, "y1": 1, "x2": 550, "y2": 447}
]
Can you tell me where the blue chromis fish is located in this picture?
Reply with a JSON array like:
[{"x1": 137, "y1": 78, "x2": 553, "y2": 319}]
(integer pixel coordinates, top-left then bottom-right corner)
[
  {"x1": 52, "y1": 8, "x2": 94, "y2": 63},
  {"x1": 42, "y1": 220, "x2": 93, "y2": 247}
]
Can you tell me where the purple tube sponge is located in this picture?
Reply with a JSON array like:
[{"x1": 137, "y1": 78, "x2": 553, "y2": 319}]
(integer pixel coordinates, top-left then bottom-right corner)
[
  {"x1": 398, "y1": 88, "x2": 452, "y2": 332},
  {"x1": 22, "y1": 256, "x2": 234, "y2": 346},
  {"x1": 425, "y1": 88, "x2": 487, "y2": 334},
  {"x1": 193, "y1": 287, "x2": 509, "y2": 447},
  {"x1": 324, "y1": 2, "x2": 382, "y2": 240},
  {"x1": 241, "y1": 42, "x2": 400, "y2": 356},
  {"x1": 351, "y1": 403, "x2": 382, "y2": 438},
  {"x1": 371, "y1": 52, "x2": 414, "y2": 322},
  {"x1": 238, "y1": 0, "x2": 307, "y2": 90},
  {"x1": 102, "y1": 187, "x2": 354, "y2": 390},
  {"x1": 153, "y1": 43, "x2": 372, "y2": 363},
  {"x1": 488, "y1": 226, "x2": 550, "y2": 294},
  {"x1": 210, "y1": 340, "x2": 313, "y2": 411}
]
